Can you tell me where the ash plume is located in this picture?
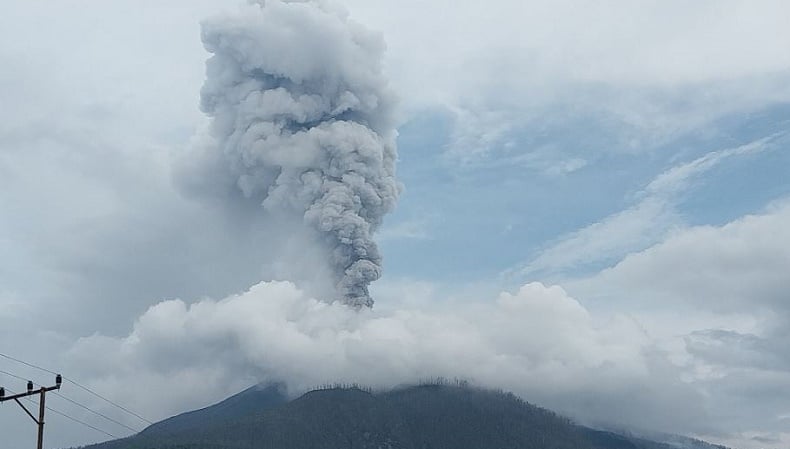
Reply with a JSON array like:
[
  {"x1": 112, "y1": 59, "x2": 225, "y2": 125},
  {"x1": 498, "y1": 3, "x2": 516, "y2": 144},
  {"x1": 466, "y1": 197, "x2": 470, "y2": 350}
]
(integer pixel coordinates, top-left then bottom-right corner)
[{"x1": 194, "y1": 0, "x2": 400, "y2": 308}]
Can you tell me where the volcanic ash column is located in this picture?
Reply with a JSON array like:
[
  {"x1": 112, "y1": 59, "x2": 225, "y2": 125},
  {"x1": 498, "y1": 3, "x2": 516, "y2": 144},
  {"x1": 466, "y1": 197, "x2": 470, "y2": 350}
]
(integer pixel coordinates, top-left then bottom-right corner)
[{"x1": 197, "y1": 0, "x2": 400, "y2": 308}]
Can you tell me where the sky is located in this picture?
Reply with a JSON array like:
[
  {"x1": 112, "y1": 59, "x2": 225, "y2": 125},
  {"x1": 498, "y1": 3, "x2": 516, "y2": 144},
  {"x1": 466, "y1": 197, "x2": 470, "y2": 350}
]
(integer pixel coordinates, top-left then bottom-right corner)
[{"x1": 1, "y1": 1, "x2": 789, "y2": 448}]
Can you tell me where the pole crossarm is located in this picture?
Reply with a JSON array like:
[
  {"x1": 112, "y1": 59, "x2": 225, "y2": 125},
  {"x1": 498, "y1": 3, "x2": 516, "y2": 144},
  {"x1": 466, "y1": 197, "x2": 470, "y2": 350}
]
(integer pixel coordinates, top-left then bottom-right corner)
[
  {"x1": 0, "y1": 384, "x2": 60, "y2": 403},
  {"x1": 0, "y1": 374, "x2": 62, "y2": 449}
]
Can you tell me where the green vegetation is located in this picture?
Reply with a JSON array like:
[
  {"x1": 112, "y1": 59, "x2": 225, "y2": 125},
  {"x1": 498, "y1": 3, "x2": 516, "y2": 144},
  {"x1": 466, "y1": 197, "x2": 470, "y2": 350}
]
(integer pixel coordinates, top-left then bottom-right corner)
[{"x1": 75, "y1": 383, "x2": 721, "y2": 449}]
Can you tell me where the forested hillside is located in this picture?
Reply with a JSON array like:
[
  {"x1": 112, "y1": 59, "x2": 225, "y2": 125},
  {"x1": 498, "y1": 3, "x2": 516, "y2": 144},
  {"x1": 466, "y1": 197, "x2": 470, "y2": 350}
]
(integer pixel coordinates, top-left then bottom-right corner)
[{"x1": 76, "y1": 383, "x2": 727, "y2": 449}]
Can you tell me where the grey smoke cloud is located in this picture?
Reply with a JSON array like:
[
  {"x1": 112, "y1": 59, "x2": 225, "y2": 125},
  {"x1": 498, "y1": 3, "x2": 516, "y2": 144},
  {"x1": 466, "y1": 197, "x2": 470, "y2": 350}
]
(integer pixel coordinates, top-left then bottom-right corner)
[{"x1": 185, "y1": 0, "x2": 400, "y2": 308}]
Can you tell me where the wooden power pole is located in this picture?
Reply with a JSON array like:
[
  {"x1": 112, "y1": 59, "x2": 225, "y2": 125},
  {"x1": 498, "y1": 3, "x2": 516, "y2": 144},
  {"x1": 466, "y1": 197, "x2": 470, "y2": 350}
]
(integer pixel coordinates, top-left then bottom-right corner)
[{"x1": 1, "y1": 374, "x2": 62, "y2": 449}]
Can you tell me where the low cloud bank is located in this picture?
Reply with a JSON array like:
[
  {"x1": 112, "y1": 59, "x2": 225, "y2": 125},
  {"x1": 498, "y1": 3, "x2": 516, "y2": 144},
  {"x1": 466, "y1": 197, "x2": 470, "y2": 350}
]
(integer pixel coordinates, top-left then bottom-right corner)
[{"x1": 66, "y1": 280, "x2": 707, "y2": 435}]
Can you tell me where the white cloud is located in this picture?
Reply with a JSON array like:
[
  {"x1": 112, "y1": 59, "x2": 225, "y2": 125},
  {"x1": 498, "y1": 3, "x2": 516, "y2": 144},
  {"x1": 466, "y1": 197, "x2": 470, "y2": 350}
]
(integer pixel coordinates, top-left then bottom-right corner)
[
  {"x1": 509, "y1": 136, "x2": 778, "y2": 279},
  {"x1": 556, "y1": 198, "x2": 790, "y2": 449},
  {"x1": 341, "y1": 0, "x2": 790, "y2": 164},
  {"x1": 513, "y1": 197, "x2": 681, "y2": 278},
  {"x1": 577, "y1": 198, "x2": 790, "y2": 314},
  {"x1": 64, "y1": 279, "x2": 710, "y2": 439},
  {"x1": 644, "y1": 136, "x2": 775, "y2": 196},
  {"x1": 343, "y1": 0, "x2": 790, "y2": 96}
]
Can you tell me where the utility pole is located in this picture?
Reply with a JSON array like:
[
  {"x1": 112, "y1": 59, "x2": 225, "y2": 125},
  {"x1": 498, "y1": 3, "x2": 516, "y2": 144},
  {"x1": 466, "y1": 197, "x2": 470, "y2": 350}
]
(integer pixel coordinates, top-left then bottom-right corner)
[{"x1": 1, "y1": 374, "x2": 62, "y2": 449}]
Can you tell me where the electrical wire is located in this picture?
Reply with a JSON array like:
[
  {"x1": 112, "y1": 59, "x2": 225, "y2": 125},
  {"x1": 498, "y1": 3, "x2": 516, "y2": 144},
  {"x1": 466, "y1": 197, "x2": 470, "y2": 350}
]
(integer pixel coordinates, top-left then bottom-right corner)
[
  {"x1": 0, "y1": 352, "x2": 153, "y2": 425},
  {"x1": 4, "y1": 387, "x2": 119, "y2": 440},
  {"x1": 52, "y1": 392, "x2": 142, "y2": 434},
  {"x1": 0, "y1": 352, "x2": 60, "y2": 375},
  {"x1": 62, "y1": 378, "x2": 153, "y2": 425},
  {"x1": 44, "y1": 406, "x2": 119, "y2": 440},
  {"x1": 1, "y1": 367, "x2": 142, "y2": 433},
  {"x1": 0, "y1": 368, "x2": 29, "y2": 383}
]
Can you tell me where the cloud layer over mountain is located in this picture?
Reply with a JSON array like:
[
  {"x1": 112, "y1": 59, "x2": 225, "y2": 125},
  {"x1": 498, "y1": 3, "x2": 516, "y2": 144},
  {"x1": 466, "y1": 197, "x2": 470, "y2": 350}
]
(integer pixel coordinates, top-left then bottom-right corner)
[{"x1": 64, "y1": 279, "x2": 705, "y2": 435}]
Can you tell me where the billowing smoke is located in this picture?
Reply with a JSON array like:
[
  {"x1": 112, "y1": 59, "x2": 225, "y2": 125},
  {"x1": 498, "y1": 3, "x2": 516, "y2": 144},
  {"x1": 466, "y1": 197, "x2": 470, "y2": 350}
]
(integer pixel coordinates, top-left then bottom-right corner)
[
  {"x1": 64, "y1": 280, "x2": 708, "y2": 437},
  {"x1": 193, "y1": 0, "x2": 399, "y2": 308}
]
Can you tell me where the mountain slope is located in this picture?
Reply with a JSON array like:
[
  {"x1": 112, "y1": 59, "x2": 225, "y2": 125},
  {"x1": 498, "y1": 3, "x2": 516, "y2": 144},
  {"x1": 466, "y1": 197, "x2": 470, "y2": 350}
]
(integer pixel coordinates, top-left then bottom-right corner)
[
  {"x1": 140, "y1": 384, "x2": 287, "y2": 437},
  {"x1": 78, "y1": 384, "x2": 720, "y2": 449}
]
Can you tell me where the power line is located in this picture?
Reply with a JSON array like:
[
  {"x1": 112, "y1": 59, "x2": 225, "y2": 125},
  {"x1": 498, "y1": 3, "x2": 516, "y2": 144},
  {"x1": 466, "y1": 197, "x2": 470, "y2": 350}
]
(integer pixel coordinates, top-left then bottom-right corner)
[
  {"x1": 3, "y1": 366, "x2": 142, "y2": 432},
  {"x1": 52, "y1": 392, "x2": 142, "y2": 434},
  {"x1": 44, "y1": 403, "x2": 119, "y2": 440},
  {"x1": 5, "y1": 387, "x2": 118, "y2": 440},
  {"x1": 0, "y1": 368, "x2": 29, "y2": 383},
  {"x1": 62, "y1": 378, "x2": 153, "y2": 425},
  {"x1": 0, "y1": 352, "x2": 153, "y2": 425},
  {"x1": 0, "y1": 370, "x2": 140, "y2": 433},
  {"x1": 2, "y1": 368, "x2": 141, "y2": 432},
  {"x1": 0, "y1": 353, "x2": 59, "y2": 375}
]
